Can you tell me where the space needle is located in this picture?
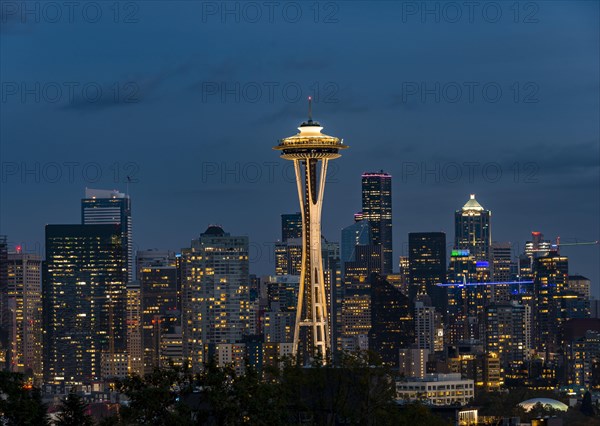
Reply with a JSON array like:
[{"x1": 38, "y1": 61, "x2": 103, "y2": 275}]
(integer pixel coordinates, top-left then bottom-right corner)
[{"x1": 274, "y1": 98, "x2": 347, "y2": 363}]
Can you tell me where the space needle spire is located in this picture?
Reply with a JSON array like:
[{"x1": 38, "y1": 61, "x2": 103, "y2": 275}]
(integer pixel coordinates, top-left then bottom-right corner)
[{"x1": 273, "y1": 99, "x2": 348, "y2": 364}]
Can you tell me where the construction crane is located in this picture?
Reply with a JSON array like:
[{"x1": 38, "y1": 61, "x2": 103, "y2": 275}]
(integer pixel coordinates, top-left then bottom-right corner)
[
  {"x1": 529, "y1": 237, "x2": 599, "y2": 254},
  {"x1": 435, "y1": 237, "x2": 597, "y2": 288},
  {"x1": 435, "y1": 280, "x2": 533, "y2": 288}
]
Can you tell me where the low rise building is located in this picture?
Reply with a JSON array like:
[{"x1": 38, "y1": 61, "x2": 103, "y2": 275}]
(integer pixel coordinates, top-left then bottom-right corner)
[{"x1": 396, "y1": 373, "x2": 474, "y2": 406}]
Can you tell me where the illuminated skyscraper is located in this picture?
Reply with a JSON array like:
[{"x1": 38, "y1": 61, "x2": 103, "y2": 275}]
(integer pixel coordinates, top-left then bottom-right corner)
[
  {"x1": 6, "y1": 251, "x2": 43, "y2": 382},
  {"x1": 414, "y1": 300, "x2": 436, "y2": 352},
  {"x1": 126, "y1": 280, "x2": 143, "y2": 375},
  {"x1": 0, "y1": 235, "x2": 8, "y2": 368},
  {"x1": 369, "y1": 274, "x2": 413, "y2": 367},
  {"x1": 361, "y1": 172, "x2": 393, "y2": 274},
  {"x1": 490, "y1": 242, "x2": 514, "y2": 303},
  {"x1": 181, "y1": 226, "x2": 250, "y2": 371},
  {"x1": 519, "y1": 232, "x2": 553, "y2": 281},
  {"x1": 408, "y1": 232, "x2": 447, "y2": 312},
  {"x1": 341, "y1": 220, "x2": 371, "y2": 272},
  {"x1": 82, "y1": 188, "x2": 133, "y2": 282},
  {"x1": 138, "y1": 254, "x2": 178, "y2": 374},
  {"x1": 454, "y1": 194, "x2": 491, "y2": 261},
  {"x1": 533, "y1": 251, "x2": 569, "y2": 355},
  {"x1": 484, "y1": 302, "x2": 528, "y2": 374},
  {"x1": 43, "y1": 225, "x2": 127, "y2": 384},
  {"x1": 281, "y1": 213, "x2": 302, "y2": 242},
  {"x1": 273, "y1": 100, "x2": 347, "y2": 362},
  {"x1": 568, "y1": 275, "x2": 591, "y2": 300}
]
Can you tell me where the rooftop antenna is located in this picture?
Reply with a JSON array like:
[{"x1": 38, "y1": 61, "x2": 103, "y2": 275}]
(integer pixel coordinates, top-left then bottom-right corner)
[
  {"x1": 308, "y1": 96, "x2": 312, "y2": 122},
  {"x1": 126, "y1": 176, "x2": 131, "y2": 198}
]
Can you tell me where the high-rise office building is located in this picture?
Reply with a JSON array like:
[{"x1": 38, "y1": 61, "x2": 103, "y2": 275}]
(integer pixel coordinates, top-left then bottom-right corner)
[
  {"x1": 533, "y1": 251, "x2": 569, "y2": 355},
  {"x1": 343, "y1": 245, "x2": 383, "y2": 284},
  {"x1": 519, "y1": 232, "x2": 553, "y2": 281},
  {"x1": 398, "y1": 348, "x2": 430, "y2": 379},
  {"x1": 484, "y1": 302, "x2": 529, "y2": 373},
  {"x1": 274, "y1": 239, "x2": 302, "y2": 276},
  {"x1": 139, "y1": 253, "x2": 178, "y2": 374},
  {"x1": 0, "y1": 235, "x2": 8, "y2": 368},
  {"x1": 263, "y1": 275, "x2": 298, "y2": 344},
  {"x1": 446, "y1": 250, "x2": 491, "y2": 344},
  {"x1": 126, "y1": 280, "x2": 143, "y2": 375},
  {"x1": 568, "y1": 275, "x2": 591, "y2": 300},
  {"x1": 491, "y1": 242, "x2": 514, "y2": 302},
  {"x1": 136, "y1": 249, "x2": 174, "y2": 276},
  {"x1": 281, "y1": 213, "x2": 302, "y2": 242},
  {"x1": 361, "y1": 172, "x2": 393, "y2": 274},
  {"x1": 82, "y1": 188, "x2": 133, "y2": 282},
  {"x1": 454, "y1": 194, "x2": 491, "y2": 261},
  {"x1": 43, "y1": 224, "x2": 127, "y2": 384},
  {"x1": 415, "y1": 300, "x2": 436, "y2": 352},
  {"x1": 274, "y1": 103, "x2": 347, "y2": 362},
  {"x1": 5, "y1": 252, "x2": 43, "y2": 381},
  {"x1": 341, "y1": 220, "x2": 371, "y2": 267},
  {"x1": 525, "y1": 232, "x2": 553, "y2": 257},
  {"x1": 408, "y1": 232, "x2": 447, "y2": 313},
  {"x1": 181, "y1": 226, "x2": 250, "y2": 371},
  {"x1": 341, "y1": 281, "x2": 371, "y2": 353},
  {"x1": 369, "y1": 274, "x2": 413, "y2": 366},
  {"x1": 567, "y1": 329, "x2": 600, "y2": 388}
]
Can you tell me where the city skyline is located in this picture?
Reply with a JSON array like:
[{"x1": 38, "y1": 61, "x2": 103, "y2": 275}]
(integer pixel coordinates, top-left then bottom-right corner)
[
  {"x1": 2, "y1": 183, "x2": 597, "y2": 296},
  {"x1": 2, "y1": 2, "x2": 598, "y2": 300},
  {"x1": 0, "y1": 3, "x2": 599, "y2": 424}
]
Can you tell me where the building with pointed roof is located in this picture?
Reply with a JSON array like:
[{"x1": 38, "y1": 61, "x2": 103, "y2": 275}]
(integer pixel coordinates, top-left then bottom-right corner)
[{"x1": 454, "y1": 194, "x2": 491, "y2": 261}]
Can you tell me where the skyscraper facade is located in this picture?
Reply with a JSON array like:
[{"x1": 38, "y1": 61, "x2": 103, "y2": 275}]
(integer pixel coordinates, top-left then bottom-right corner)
[
  {"x1": 369, "y1": 274, "x2": 413, "y2": 367},
  {"x1": 181, "y1": 226, "x2": 250, "y2": 371},
  {"x1": 491, "y1": 242, "x2": 514, "y2": 302},
  {"x1": 533, "y1": 251, "x2": 569, "y2": 355},
  {"x1": 281, "y1": 213, "x2": 302, "y2": 242},
  {"x1": 408, "y1": 232, "x2": 447, "y2": 313},
  {"x1": 126, "y1": 280, "x2": 143, "y2": 375},
  {"x1": 484, "y1": 302, "x2": 529, "y2": 373},
  {"x1": 0, "y1": 235, "x2": 8, "y2": 368},
  {"x1": 139, "y1": 256, "x2": 178, "y2": 374},
  {"x1": 361, "y1": 172, "x2": 393, "y2": 274},
  {"x1": 82, "y1": 188, "x2": 133, "y2": 282},
  {"x1": 454, "y1": 194, "x2": 491, "y2": 261},
  {"x1": 43, "y1": 224, "x2": 127, "y2": 384},
  {"x1": 6, "y1": 252, "x2": 43, "y2": 381},
  {"x1": 341, "y1": 220, "x2": 371, "y2": 269},
  {"x1": 414, "y1": 300, "x2": 436, "y2": 351}
]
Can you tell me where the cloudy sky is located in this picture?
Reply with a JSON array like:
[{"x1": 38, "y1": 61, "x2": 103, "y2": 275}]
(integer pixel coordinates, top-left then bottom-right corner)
[{"x1": 1, "y1": 1, "x2": 598, "y2": 293}]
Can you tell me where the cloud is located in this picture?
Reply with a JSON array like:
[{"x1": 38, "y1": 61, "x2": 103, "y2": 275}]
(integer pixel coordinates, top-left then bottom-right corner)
[{"x1": 58, "y1": 61, "x2": 196, "y2": 112}]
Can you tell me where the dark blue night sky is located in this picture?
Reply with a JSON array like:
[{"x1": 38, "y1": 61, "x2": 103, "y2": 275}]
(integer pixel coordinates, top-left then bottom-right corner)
[{"x1": 1, "y1": 1, "x2": 598, "y2": 292}]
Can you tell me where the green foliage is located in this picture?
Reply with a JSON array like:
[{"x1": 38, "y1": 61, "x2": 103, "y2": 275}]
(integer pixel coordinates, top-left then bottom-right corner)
[
  {"x1": 106, "y1": 352, "x2": 449, "y2": 425},
  {"x1": 55, "y1": 389, "x2": 94, "y2": 426},
  {"x1": 581, "y1": 391, "x2": 595, "y2": 417},
  {"x1": 395, "y1": 403, "x2": 450, "y2": 426},
  {"x1": 0, "y1": 371, "x2": 48, "y2": 426},
  {"x1": 114, "y1": 364, "x2": 194, "y2": 426},
  {"x1": 472, "y1": 387, "x2": 568, "y2": 418}
]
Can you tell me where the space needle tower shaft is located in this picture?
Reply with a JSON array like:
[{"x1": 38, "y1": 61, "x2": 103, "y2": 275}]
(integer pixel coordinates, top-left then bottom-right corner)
[{"x1": 273, "y1": 98, "x2": 347, "y2": 363}]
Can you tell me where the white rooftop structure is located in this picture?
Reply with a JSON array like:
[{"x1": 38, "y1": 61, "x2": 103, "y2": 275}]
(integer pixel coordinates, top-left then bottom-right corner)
[
  {"x1": 462, "y1": 194, "x2": 484, "y2": 211},
  {"x1": 85, "y1": 188, "x2": 127, "y2": 199},
  {"x1": 518, "y1": 398, "x2": 568, "y2": 412}
]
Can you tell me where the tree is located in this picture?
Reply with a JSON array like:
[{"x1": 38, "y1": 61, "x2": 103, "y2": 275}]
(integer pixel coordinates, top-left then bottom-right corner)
[
  {"x1": 581, "y1": 391, "x2": 595, "y2": 417},
  {"x1": 55, "y1": 389, "x2": 94, "y2": 426},
  {"x1": 115, "y1": 366, "x2": 193, "y2": 426},
  {"x1": 0, "y1": 371, "x2": 48, "y2": 426}
]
